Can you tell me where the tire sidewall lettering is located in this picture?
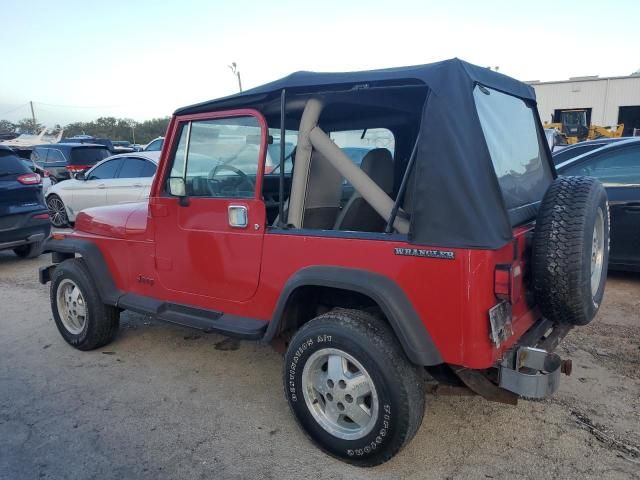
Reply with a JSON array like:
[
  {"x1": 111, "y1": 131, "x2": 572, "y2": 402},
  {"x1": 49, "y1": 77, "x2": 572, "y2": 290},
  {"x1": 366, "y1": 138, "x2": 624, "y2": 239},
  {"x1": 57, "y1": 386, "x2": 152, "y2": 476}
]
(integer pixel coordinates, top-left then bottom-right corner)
[{"x1": 285, "y1": 328, "x2": 398, "y2": 460}]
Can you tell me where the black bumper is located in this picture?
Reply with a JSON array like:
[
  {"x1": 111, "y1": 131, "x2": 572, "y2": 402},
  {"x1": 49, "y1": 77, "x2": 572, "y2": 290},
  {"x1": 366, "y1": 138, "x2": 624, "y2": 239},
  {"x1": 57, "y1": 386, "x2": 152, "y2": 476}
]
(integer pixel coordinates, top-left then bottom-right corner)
[{"x1": 0, "y1": 212, "x2": 51, "y2": 251}]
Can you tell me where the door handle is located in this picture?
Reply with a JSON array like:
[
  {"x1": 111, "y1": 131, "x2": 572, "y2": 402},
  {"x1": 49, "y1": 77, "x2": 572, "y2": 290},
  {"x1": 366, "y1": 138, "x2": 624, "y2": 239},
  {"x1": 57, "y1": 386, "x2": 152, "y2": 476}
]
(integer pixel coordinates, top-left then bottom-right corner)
[
  {"x1": 97, "y1": 184, "x2": 106, "y2": 189},
  {"x1": 228, "y1": 205, "x2": 248, "y2": 228},
  {"x1": 132, "y1": 183, "x2": 143, "y2": 188}
]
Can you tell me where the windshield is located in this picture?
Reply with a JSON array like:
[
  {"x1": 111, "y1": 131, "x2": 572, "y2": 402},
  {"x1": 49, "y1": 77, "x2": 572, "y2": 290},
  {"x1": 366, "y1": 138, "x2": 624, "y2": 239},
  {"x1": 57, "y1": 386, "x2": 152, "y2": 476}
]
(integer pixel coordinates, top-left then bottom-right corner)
[
  {"x1": 553, "y1": 143, "x2": 606, "y2": 165},
  {"x1": 474, "y1": 86, "x2": 554, "y2": 223},
  {"x1": 0, "y1": 151, "x2": 31, "y2": 176},
  {"x1": 266, "y1": 128, "x2": 298, "y2": 174},
  {"x1": 70, "y1": 147, "x2": 111, "y2": 165},
  {"x1": 562, "y1": 110, "x2": 587, "y2": 127}
]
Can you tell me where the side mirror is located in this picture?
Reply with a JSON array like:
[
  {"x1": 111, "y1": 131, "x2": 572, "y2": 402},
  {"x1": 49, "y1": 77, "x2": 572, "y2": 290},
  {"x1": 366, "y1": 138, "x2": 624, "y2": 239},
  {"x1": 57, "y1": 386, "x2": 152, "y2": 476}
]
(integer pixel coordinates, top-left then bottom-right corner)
[
  {"x1": 168, "y1": 177, "x2": 186, "y2": 196},
  {"x1": 75, "y1": 172, "x2": 86, "y2": 181}
]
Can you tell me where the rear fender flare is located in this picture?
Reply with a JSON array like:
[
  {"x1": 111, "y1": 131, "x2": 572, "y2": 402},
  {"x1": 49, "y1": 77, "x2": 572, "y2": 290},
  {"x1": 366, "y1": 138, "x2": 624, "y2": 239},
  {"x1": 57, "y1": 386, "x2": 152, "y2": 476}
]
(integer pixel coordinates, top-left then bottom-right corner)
[{"x1": 264, "y1": 266, "x2": 442, "y2": 366}]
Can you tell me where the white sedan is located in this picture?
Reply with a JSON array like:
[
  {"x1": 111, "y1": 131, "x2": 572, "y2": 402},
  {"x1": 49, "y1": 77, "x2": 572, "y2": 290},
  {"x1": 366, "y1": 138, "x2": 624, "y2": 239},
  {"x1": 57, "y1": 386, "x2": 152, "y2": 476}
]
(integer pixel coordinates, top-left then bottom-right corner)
[{"x1": 46, "y1": 151, "x2": 160, "y2": 227}]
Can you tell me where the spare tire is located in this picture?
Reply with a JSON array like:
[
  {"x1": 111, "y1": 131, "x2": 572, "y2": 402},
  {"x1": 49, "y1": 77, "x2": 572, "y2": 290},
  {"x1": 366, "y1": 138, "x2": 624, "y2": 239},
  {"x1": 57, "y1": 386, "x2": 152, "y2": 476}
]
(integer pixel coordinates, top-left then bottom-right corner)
[{"x1": 532, "y1": 176, "x2": 609, "y2": 326}]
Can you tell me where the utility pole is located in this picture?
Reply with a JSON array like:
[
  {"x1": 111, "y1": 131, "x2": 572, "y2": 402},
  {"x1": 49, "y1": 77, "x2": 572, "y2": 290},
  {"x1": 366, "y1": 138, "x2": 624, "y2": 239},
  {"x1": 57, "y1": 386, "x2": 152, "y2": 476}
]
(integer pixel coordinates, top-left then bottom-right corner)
[
  {"x1": 29, "y1": 101, "x2": 37, "y2": 131},
  {"x1": 229, "y1": 62, "x2": 243, "y2": 92}
]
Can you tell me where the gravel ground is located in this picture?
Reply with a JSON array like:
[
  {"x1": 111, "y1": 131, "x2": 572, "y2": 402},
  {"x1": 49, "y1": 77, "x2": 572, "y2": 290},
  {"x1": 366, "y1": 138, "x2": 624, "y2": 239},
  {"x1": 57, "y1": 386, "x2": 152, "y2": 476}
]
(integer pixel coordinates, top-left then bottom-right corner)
[{"x1": 0, "y1": 251, "x2": 638, "y2": 480}]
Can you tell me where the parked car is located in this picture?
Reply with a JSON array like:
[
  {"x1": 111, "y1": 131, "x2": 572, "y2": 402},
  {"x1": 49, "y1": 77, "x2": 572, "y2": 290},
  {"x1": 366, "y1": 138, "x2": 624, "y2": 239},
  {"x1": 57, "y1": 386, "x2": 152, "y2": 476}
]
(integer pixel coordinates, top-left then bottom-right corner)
[
  {"x1": 40, "y1": 59, "x2": 608, "y2": 466},
  {"x1": 45, "y1": 151, "x2": 160, "y2": 227},
  {"x1": 31, "y1": 143, "x2": 111, "y2": 183},
  {"x1": 143, "y1": 136, "x2": 164, "y2": 151},
  {"x1": 0, "y1": 145, "x2": 50, "y2": 258},
  {"x1": 556, "y1": 137, "x2": 640, "y2": 271},
  {"x1": 552, "y1": 137, "x2": 628, "y2": 165}
]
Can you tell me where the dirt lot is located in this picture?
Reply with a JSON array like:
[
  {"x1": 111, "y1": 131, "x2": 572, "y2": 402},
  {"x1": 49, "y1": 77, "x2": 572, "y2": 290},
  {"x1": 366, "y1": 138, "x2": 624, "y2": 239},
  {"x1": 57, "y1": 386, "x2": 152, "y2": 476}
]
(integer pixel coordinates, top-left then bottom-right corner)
[{"x1": 0, "y1": 251, "x2": 638, "y2": 480}]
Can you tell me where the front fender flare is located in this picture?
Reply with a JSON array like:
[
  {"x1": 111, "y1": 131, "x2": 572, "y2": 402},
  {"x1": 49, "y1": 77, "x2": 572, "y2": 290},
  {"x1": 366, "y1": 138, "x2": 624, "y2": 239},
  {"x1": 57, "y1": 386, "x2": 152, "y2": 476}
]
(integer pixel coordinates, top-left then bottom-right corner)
[
  {"x1": 263, "y1": 266, "x2": 442, "y2": 366},
  {"x1": 40, "y1": 238, "x2": 122, "y2": 305}
]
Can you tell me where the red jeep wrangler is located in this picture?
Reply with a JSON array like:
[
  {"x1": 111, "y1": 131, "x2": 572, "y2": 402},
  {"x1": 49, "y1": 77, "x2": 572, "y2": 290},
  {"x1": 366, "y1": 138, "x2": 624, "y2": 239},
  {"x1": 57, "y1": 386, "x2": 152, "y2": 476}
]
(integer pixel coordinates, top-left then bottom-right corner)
[{"x1": 39, "y1": 59, "x2": 609, "y2": 466}]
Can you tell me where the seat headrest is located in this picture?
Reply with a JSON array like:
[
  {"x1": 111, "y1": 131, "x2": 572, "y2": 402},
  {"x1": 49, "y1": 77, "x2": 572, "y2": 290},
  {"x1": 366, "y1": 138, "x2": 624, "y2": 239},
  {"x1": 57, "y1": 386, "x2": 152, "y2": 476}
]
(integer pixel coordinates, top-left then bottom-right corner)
[{"x1": 359, "y1": 148, "x2": 394, "y2": 194}]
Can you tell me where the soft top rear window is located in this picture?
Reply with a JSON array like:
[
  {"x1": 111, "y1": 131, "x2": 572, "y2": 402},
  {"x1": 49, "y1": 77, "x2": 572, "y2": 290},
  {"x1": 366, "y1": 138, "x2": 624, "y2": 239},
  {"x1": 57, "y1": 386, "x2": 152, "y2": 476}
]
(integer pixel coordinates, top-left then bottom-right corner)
[
  {"x1": 473, "y1": 86, "x2": 554, "y2": 225},
  {"x1": 69, "y1": 147, "x2": 111, "y2": 165},
  {"x1": 0, "y1": 150, "x2": 30, "y2": 175}
]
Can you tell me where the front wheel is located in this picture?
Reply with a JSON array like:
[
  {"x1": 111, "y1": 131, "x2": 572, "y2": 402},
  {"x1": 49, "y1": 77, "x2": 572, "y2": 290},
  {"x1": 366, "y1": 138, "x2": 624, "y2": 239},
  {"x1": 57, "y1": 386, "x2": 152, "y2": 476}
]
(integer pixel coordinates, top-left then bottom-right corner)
[
  {"x1": 283, "y1": 309, "x2": 425, "y2": 466},
  {"x1": 50, "y1": 259, "x2": 120, "y2": 350},
  {"x1": 47, "y1": 194, "x2": 69, "y2": 228}
]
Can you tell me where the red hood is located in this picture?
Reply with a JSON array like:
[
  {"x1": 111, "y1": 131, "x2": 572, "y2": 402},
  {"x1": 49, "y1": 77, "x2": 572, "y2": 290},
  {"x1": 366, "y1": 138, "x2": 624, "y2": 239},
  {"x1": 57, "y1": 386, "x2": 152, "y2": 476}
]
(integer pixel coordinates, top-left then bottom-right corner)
[{"x1": 75, "y1": 202, "x2": 150, "y2": 240}]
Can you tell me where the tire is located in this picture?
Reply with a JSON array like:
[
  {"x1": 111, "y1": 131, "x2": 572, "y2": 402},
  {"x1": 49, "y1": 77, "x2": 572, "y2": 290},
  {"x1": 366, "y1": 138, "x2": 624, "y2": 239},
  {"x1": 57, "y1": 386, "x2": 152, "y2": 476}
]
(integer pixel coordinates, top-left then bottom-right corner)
[
  {"x1": 13, "y1": 241, "x2": 43, "y2": 259},
  {"x1": 532, "y1": 176, "x2": 609, "y2": 326},
  {"x1": 47, "y1": 194, "x2": 69, "y2": 228},
  {"x1": 50, "y1": 258, "x2": 120, "y2": 350},
  {"x1": 283, "y1": 309, "x2": 425, "y2": 466}
]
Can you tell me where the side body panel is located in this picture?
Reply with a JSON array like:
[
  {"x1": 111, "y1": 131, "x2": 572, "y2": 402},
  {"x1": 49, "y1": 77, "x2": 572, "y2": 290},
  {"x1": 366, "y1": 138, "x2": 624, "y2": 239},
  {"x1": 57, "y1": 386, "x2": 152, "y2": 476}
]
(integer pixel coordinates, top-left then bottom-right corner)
[{"x1": 62, "y1": 216, "x2": 537, "y2": 369}]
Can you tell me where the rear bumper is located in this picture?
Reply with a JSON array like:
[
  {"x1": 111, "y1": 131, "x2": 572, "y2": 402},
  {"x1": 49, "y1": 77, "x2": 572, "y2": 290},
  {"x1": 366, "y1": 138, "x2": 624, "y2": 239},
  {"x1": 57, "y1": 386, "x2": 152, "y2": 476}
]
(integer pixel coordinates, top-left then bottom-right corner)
[{"x1": 0, "y1": 212, "x2": 51, "y2": 250}]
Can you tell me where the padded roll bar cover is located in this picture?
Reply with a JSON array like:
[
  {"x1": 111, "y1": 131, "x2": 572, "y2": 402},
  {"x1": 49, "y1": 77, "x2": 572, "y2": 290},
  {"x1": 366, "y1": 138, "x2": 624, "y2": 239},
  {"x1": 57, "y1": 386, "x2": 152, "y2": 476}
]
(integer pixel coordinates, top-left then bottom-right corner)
[
  {"x1": 309, "y1": 127, "x2": 410, "y2": 234},
  {"x1": 288, "y1": 98, "x2": 323, "y2": 228}
]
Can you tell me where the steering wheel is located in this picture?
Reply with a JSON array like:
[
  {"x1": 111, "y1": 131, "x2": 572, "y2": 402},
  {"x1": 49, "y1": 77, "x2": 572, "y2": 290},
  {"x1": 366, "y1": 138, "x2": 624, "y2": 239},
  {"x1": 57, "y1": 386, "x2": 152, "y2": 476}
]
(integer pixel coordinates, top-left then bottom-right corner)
[{"x1": 208, "y1": 164, "x2": 255, "y2": 195}]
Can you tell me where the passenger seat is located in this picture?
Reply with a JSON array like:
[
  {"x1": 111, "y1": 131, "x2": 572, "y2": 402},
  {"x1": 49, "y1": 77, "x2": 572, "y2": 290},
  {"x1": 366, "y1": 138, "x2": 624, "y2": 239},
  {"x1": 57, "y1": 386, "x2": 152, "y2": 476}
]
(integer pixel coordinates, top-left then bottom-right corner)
[{"x1": 334, "y1": 148, "x2": 394, "y2": 232}]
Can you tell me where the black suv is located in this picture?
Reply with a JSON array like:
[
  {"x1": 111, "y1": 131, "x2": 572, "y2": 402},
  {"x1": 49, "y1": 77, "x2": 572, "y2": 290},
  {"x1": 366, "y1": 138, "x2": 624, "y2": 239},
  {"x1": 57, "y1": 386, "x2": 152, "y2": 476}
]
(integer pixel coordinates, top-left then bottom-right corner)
[
  {"x1": 0, "y1": 146, "x2": 50, "y2": 258},
  {"x1": 31, "y1": 143, "x2": 111, "y2": 183}
]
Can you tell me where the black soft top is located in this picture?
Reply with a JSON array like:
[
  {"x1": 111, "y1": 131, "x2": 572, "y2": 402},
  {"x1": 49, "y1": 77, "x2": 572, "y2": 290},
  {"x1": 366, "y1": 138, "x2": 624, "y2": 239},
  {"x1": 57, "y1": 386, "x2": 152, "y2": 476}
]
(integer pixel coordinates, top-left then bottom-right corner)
[{"x1": 176, "y1": 58, "x2": 550, "y2": 249}]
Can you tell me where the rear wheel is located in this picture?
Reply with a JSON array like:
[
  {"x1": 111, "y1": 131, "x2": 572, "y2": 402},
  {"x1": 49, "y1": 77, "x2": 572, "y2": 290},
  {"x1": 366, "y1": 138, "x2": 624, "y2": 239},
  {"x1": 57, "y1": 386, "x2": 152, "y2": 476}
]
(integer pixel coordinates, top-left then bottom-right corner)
[
  {"x1": 47, "y1": 194, "x2": 69, "y2": 228},
  {"x1": 532, "y1": 176, "x2": 609, "y2": 325},
  {"x1": 283, "y1": 309, "x2": 425, "y2": 466},
  {"x1": 50, "y1": 259, "x2": 120, "y2": 350},
  {"x1": 13, "y1": 241, "x2": 44, "y2": 259}
]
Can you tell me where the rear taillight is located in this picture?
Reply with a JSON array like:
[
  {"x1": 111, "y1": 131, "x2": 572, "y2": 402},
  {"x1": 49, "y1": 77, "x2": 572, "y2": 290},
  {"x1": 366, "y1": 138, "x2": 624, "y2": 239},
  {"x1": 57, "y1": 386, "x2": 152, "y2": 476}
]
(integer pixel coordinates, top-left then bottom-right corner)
[
  {"x1": 494, "y1": 262, "x2": 523, "y2": 303},
  {"x1": 17, "y1": 173, "x2": 42, "y2": 185},
  {"x1": 66, "y1": 165, "x2": 90, "y2": 173}
]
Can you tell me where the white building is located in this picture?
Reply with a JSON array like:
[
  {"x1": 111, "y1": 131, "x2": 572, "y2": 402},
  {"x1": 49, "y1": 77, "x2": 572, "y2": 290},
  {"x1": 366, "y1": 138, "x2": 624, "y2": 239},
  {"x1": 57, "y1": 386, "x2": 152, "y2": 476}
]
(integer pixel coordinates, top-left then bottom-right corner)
[{"x1": 529, "y1": 74, "x2": 640, "y2": 135}]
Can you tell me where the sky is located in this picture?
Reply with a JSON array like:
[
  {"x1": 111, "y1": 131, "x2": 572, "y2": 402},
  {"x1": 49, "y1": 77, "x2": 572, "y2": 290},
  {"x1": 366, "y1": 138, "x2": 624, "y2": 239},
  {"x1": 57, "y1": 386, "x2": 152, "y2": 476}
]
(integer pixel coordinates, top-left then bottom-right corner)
[{"x1": 1, "y1": 0, "x2": 639, "y2": 127}]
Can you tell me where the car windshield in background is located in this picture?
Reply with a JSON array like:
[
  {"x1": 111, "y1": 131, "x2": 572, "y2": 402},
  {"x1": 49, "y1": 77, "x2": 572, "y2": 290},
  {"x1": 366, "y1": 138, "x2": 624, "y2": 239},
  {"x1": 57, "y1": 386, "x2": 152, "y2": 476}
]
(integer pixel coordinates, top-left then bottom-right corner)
[
  {"x1": 553, "y1": 143, "x2": 609, "y2": 165},
  {"x1": 70, "y1": 147, "x2": 111, "y2": 165},
  {"x1": 146, "y1": 139, "x2": 163, "y2": 151},
  {"x1": 474, "y1": 85, "x2": 554, "y2": 222}
]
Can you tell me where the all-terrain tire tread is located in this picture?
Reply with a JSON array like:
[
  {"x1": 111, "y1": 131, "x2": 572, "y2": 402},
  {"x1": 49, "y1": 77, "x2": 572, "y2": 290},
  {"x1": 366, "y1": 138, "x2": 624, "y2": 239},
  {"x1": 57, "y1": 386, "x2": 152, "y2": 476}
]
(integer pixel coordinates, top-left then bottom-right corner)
[
  {"x1": 289, "y1": 309, "x2": 425, "y2": 466},
  {"x1": 532, "y1": 176, "x2": 608, "y2": 325}
]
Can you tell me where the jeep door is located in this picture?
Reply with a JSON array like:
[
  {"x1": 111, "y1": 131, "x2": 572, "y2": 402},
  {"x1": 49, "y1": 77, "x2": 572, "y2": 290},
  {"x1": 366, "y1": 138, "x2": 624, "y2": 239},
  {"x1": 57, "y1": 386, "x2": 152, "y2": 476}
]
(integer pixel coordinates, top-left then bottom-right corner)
[{"x1": 151, "y1": 110, "x2": 267, "y2": 303}]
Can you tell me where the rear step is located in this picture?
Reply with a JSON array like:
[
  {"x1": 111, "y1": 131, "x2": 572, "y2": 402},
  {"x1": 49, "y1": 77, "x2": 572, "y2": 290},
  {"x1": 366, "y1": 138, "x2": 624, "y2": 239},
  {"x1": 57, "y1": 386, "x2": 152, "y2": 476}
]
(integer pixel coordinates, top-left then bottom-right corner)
[{"x1": 118, "y1": 293, "x2": 267, "y2": 340}]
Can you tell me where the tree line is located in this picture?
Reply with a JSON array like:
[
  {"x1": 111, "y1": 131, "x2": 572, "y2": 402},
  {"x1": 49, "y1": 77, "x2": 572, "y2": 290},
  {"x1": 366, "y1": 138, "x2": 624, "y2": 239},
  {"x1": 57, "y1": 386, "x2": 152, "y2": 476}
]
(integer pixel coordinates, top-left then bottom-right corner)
[{"x1": 0, "y1": 117, "x2": 170, "y2": 145}]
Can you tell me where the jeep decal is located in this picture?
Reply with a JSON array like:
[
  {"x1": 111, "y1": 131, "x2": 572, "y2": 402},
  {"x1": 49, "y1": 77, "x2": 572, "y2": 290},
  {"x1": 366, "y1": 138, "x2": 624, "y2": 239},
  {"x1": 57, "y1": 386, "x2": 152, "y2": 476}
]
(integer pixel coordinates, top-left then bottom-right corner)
[{"x1": 393, "y1": 247, "x2": 455, "y2": 260}]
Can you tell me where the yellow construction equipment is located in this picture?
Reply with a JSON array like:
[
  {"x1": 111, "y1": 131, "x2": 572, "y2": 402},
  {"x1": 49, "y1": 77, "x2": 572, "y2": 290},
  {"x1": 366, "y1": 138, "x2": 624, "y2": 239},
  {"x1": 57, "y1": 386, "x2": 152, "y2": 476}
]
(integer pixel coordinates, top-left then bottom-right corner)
[{"x1": 543, "y1": 109, "x2": 624, "y2": 144}]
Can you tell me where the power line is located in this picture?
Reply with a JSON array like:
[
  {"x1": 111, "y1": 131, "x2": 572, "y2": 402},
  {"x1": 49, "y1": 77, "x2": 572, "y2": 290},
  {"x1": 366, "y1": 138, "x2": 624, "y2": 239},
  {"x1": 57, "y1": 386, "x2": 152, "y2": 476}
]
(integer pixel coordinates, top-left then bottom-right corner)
[
  {"x1": 0, "y1": 103, "x2": 29, "y2": 117},
  {"x1": 35, "y1": 101, "x2": 122, "y2": 110}
]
